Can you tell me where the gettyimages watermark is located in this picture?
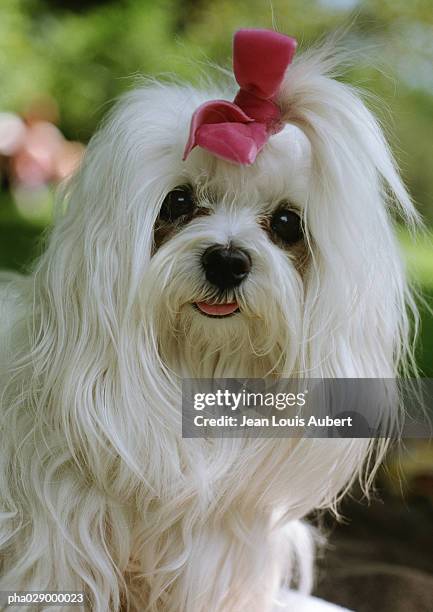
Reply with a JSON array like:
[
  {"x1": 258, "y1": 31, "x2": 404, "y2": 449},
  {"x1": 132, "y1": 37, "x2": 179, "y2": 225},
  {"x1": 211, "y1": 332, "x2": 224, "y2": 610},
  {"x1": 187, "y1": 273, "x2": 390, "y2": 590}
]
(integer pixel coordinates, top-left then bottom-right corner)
[{"x1": 182, "y1": 378, "x2": 433, "y2": 438}]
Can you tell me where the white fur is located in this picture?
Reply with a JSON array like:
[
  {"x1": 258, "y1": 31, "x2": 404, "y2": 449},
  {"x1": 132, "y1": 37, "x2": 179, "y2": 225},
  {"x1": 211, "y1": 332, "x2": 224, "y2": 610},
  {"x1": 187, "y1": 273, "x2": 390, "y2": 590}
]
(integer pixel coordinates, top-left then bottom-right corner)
[{"x1": 0, "y1": 40, "x2": 418, "y2": 611}]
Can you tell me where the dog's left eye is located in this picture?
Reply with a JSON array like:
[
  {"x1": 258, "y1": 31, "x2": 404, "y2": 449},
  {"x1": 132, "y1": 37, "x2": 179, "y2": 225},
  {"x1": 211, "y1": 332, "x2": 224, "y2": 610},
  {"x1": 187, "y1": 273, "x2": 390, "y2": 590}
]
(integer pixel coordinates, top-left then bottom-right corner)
[
  {"x1": 160, "y1": 185, "x2": 196, "y2": 222},
  {"x1": 271, "y1": 208, "x2": 303, "y2": 245}
]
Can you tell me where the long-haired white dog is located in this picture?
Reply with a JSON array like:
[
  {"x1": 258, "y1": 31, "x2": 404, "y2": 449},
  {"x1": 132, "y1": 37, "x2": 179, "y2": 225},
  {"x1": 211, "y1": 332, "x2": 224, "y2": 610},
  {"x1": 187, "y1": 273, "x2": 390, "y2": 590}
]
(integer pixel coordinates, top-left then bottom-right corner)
[{"x1": 0, "y1": 28, "x2": 418, "y2": 612}]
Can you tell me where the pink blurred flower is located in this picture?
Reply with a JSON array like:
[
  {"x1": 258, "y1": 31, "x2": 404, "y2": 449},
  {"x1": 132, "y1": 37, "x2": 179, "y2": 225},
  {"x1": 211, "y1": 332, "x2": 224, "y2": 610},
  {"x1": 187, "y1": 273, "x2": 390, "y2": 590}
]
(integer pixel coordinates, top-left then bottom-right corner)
[{"x1": 12, "y1": 120, "x2": 84, "y2": 187}]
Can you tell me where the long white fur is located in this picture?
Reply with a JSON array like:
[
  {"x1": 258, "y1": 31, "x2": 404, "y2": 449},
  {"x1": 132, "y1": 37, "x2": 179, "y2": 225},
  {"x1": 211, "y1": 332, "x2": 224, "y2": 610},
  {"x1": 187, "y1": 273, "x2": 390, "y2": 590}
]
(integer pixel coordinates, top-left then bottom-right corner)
[{"x1": 0, "y1": 39, "x2": 418, "y2": 612}]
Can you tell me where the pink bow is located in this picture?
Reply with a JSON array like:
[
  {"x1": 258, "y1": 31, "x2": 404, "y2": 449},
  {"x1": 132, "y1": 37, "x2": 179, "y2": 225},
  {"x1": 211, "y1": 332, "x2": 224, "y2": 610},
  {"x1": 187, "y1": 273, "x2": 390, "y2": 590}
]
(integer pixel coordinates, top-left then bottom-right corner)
[{"x1": 183, "y1": 29, "x2": 297, "y2": 165}]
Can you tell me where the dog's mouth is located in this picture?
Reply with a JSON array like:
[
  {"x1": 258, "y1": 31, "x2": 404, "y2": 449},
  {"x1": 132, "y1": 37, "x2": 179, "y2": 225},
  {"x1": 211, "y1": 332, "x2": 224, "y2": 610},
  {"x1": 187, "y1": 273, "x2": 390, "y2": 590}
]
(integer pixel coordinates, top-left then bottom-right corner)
[{"x1": 193, "y1": 301, "x2": 239, "y2": 318}]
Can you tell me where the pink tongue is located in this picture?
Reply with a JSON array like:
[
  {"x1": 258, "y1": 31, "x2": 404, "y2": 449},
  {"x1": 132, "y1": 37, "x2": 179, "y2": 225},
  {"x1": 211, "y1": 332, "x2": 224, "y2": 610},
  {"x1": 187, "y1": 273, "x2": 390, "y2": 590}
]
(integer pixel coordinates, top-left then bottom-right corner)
[{"x1": 196, "y1": 302, "x2": 239, "y2": 316}]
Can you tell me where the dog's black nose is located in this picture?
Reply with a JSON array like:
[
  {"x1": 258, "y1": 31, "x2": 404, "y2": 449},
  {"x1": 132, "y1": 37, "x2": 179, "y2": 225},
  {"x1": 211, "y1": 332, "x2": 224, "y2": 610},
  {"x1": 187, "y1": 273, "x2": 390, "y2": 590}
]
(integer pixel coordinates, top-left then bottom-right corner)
[{"x1": 202, "y1": 244, "x2": 251, "y2": 290}]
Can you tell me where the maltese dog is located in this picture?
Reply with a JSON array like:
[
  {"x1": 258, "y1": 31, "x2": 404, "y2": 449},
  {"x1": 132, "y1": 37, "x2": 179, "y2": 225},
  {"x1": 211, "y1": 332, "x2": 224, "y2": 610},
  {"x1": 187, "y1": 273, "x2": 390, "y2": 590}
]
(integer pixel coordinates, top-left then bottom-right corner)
[{"x1": 0, "y1": 28, "x2": 418, "y2": 612}]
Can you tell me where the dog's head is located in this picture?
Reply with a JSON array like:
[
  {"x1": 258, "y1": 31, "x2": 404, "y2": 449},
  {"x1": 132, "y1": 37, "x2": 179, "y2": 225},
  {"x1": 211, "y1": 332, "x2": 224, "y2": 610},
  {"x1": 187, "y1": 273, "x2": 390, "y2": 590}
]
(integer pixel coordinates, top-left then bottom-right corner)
[
  {"x1": 39, "y1": 32, "x2": 417, "y2": 383},
  {"x1": 145, "y1": 113, "x2": 311, "y2": 378}
]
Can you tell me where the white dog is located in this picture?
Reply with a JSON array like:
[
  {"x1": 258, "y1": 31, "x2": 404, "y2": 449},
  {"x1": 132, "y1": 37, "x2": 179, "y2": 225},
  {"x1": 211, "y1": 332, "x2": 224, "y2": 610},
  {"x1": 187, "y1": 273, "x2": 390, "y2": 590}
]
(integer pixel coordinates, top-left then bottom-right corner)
[{"x1": 0, "y1": 29, "x2": 418, "y2": 612}]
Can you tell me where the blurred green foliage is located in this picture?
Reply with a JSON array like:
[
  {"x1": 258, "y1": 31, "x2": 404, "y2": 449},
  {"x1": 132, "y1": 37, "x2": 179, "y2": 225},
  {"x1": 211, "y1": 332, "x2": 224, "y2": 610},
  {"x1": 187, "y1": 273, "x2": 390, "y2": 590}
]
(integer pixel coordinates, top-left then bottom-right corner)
[{"x1": 0, "y1": 0, "x2": 432, "y2": 372}]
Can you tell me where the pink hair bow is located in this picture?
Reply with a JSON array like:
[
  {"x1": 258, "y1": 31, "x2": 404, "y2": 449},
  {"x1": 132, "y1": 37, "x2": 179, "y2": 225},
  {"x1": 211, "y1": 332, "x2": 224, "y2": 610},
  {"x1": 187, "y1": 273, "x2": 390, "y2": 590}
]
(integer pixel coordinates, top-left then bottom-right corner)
[{"x1": 183, "y1": 29, "x2": 297, "y2": 165}]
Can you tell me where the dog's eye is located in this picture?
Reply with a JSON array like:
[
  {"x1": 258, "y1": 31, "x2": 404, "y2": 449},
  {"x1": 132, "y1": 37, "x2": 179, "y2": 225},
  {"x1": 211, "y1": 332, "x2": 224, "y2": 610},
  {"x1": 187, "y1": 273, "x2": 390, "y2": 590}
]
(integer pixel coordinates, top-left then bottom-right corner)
[
  {"x1": 160, "y1": 185, "x2": 196, "y2": 222},
  {"x1": 270, "y1": 208, "x2": 303, "y2": 245}
]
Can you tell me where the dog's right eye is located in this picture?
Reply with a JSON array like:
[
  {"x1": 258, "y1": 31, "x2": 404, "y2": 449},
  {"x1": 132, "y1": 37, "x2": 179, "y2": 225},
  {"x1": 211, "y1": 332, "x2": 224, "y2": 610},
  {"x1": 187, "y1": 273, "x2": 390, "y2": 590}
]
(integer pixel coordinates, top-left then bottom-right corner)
[{"x1": 160, "y1": 185, "x2": 196, "y2": 222}]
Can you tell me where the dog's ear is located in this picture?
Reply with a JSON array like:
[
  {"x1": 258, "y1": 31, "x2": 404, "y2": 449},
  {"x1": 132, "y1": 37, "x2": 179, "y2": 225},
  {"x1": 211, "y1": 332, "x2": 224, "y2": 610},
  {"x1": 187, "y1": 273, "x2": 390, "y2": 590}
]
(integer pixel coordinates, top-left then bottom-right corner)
[
  {"x1": 41, "y1": 83, "x2": 192, "y2": 339},
  {"x1": 49, "y1": 92, "x2": 166, "y2": 313},
  {"x1": 276, "y1": 44, "x2": 419, "y2": 377},
  {"x1": 22, "y1": 89, "x2": 177, "y2": 482}
]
